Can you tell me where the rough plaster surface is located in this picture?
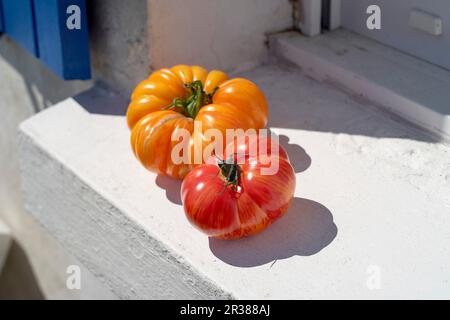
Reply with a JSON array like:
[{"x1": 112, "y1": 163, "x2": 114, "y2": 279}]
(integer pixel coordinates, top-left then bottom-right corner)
[
  {"x1": 0, "y1": 36, "x2": 114, "y2": 299},
  {"x1": 148, "y1": 0, "x2": 292, "y2": 72},
  {"x1": 88, "y1": 0, "x2": 151, "y2": 96},
  {"x1": 19, "y1": 64, "x2": 450, "y2": 299},
  {"x1": 271, "y1": 30, "x2": 450, "y2": 140}
]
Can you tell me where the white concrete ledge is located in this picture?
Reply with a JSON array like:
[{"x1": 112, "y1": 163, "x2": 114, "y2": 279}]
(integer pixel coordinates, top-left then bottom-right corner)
[
  {"x1": 19, "y1": 66, "x2": 450, "y2": 299},
  {"x1": 18, "y1": 86, "x2": 232, "y2": 300},
  {"x1": 271, "y1": 30, "x2": 450, "y2": 141}
]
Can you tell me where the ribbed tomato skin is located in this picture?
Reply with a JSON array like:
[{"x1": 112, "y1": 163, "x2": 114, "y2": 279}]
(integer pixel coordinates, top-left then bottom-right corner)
[
  {"x1": 127, "y1": 65, "x2": 269, "y2": 179},
  {"x1": 181, "y1": 136, "x2": 296, "y2": 239}
]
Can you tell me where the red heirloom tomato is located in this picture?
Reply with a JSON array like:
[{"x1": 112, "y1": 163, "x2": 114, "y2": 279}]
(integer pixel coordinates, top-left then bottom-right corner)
[{"x1": 181, "y1": 135, "x2": 296, "y2": 239}]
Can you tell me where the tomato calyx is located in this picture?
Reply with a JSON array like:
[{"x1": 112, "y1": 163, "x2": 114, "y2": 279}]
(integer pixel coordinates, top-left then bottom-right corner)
[
  {"x1": 217, "y1": 155, "x2": 242, "y2": 189},
  {"x1": 165, "y1": 80, "x2": 218, "y2": 119}
]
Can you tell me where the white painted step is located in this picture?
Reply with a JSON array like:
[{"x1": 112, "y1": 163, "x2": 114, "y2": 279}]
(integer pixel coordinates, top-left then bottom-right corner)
[
  {"x1": 271, "y1": 29, "x2": 450, "y2": 141},
  {"x1": 19, "y1": 65, "x2": 450, "y2": 299}
]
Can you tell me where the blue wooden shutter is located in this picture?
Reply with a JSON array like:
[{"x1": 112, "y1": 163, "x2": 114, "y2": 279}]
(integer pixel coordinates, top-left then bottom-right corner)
[
  {"x1": 1, "y1": 0, "x2": 38, "y2": 55},
  {"x1": 0, "y1": 1, "x2": 4, "y2": 32},
  {"x1": 0, "y1": 0, "x2": 91, "y2": 80},
  {"x1": 33, "y1": 0, "x2": 91, "y2": 80}
]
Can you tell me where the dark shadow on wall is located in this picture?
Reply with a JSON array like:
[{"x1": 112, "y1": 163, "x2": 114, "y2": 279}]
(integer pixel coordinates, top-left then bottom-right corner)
[
  {"x1": 0, "y1": 240, "x2": 44, "y2": 299},
  {"x1": 86, "y1": 0, "x2": 151, "y2": 96},
  {"x1": 209, "y1": 197, "x2": 337, "y2": 267}
]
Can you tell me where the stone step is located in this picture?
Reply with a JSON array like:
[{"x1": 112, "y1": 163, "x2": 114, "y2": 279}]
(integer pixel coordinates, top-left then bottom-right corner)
[{"x1": 270, "y1": 29, "x2": 450, "y2": 141}]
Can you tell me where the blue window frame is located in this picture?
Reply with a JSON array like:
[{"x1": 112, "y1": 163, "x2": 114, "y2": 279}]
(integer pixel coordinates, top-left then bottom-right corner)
[
  {"x1": 33, "y1": 0, "x2": 91, "y2": 80},
  {"x1": 2, "y1": 0, "x2": 38, "y2": 55},
  {"x1": 0, "y1": 0, "x2": 91, "y2": 80},
  {"x1": 0, "y1": 1, "x2": 4, "y2": 32}
]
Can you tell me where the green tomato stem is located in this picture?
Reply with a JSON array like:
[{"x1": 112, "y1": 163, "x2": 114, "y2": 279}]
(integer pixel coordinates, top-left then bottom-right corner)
[
  {"x1": 164, "y1": 80, "x2": 216, "y2": 119},
  {"x1": 217, "y1": 156, "x2": 242, "y2": 187}
]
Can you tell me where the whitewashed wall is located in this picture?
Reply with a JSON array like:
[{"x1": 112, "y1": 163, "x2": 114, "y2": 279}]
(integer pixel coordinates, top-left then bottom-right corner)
[{"x1": 148, "y1": 0, "x2": 293, "y2": 72}]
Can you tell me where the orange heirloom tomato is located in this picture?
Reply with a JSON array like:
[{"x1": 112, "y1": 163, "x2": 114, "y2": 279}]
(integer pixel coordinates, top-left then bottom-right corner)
[
  {"x1": 181, "y1": 135, "x2": 296, "y2": 239},
  {"x1": 127, "y1": 65, "x2": 269, "y2": 179}
]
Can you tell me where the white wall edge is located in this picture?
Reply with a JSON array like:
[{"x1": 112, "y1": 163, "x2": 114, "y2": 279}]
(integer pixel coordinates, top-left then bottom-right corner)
[
  {"x1": 298, "y1": 0, "x2": 322, "y2": 37},
  {"x1": 329, "y1": 0, "x2": 342, "y2": 30}
]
